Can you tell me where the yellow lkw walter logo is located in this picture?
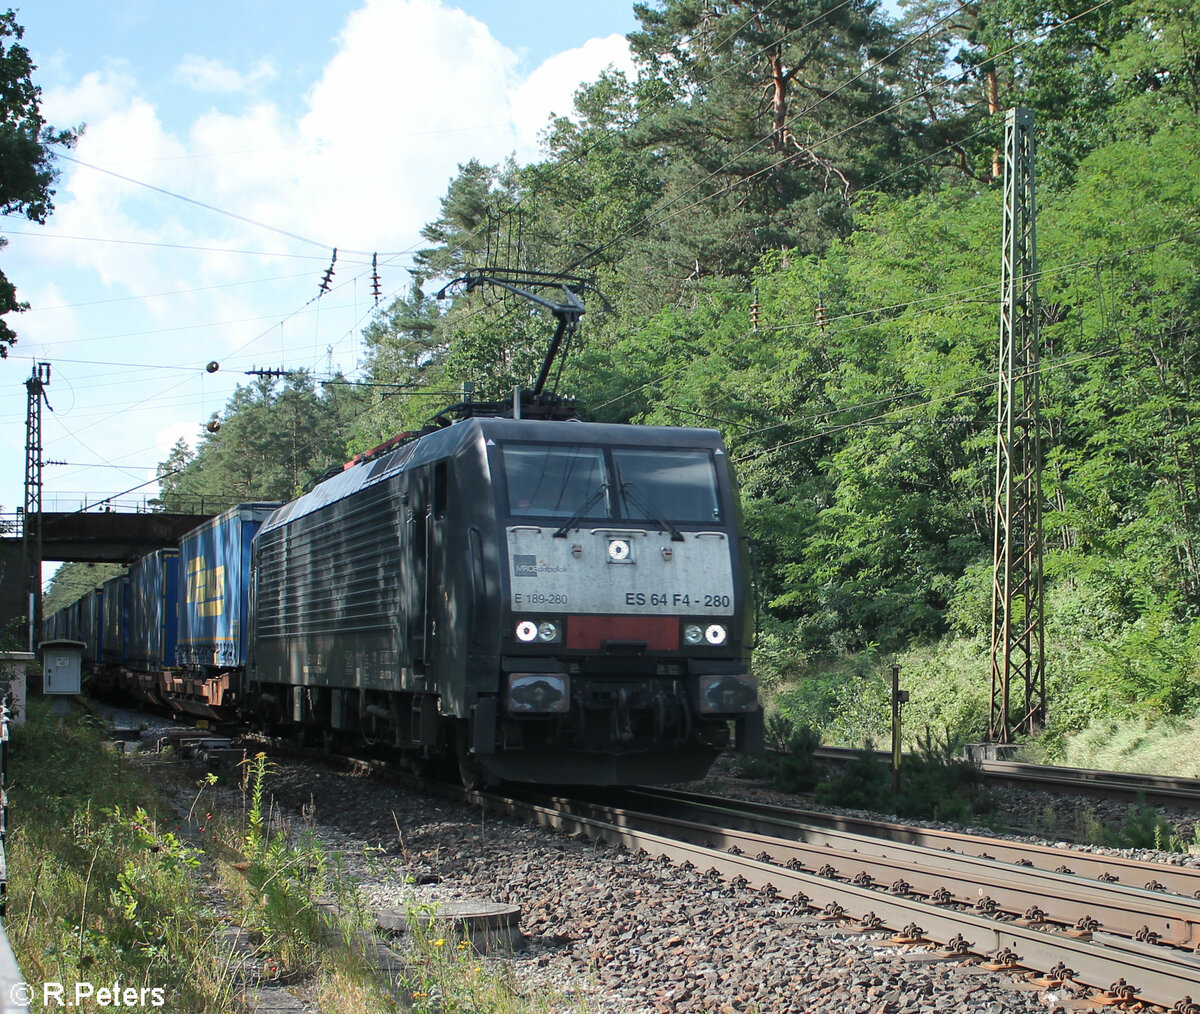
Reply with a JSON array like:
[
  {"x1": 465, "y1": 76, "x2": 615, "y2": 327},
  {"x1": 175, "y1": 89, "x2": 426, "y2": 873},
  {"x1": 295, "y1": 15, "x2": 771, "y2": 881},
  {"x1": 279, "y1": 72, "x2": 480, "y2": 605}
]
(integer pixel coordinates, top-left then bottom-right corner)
[{"x1": 186, "y1": 557, "x2": 226, "y2": 617}]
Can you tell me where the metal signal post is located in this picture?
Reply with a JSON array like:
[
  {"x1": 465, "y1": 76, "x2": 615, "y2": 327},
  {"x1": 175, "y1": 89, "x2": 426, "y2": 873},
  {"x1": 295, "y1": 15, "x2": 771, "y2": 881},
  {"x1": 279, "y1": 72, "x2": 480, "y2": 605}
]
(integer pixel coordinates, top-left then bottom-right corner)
[{"x1": 989, "y1": 108, "x2": 1046, "y2": 742}]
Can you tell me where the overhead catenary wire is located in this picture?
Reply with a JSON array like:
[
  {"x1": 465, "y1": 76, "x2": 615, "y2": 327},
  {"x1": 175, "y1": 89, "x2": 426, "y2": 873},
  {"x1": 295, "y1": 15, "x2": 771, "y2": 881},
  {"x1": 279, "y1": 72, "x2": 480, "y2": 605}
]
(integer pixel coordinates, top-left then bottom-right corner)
[
  {"x1": 733, "y1": 343, "x2": 1130, "y2": 464},
  {"x1": 0, "y1": 221, "x2": 382, "y2": 265},
  {"x1": 18, "y1": 270, "x2": 318, "y2": 313},
  {"x1": 51, "y1": 152, "x2": 412, "y2": 259}
]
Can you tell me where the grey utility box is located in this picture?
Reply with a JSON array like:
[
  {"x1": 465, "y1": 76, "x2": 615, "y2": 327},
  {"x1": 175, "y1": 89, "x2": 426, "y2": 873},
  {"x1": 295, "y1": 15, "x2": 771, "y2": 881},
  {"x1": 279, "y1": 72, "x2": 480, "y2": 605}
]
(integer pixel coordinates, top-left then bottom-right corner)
[{"x1": 39, "y1": 640, "x2": 85, "y2": 695}]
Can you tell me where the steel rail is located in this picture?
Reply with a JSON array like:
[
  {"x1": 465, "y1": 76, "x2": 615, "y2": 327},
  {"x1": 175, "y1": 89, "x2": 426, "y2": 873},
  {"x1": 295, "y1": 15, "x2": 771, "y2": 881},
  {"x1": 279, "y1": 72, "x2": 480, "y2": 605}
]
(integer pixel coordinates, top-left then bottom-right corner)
[
  {"x1": 479, "y1": 790, "x2": 1200, "y2": 1010},
  {"x1": 634, "y1": 786, "x2": 1200, "y2": 899},
  {"x1": 813, "y1": 746, "x2": 1200, "y2": 807},
  {"x1": 980, "y1": 760, "x2": 1200, "y2": 807},
  {"x1": 544, "y1": 791, "x2": 1200, "y2": 950},
  {"x1": 214, "y1": 732, "x2": 1200, "y2": 1010}
]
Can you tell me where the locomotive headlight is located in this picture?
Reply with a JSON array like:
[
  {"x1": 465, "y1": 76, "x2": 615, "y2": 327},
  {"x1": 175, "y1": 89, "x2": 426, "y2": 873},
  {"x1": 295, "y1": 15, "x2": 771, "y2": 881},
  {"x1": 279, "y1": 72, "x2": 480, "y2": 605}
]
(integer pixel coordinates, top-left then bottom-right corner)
[
  {"x1": 683, "y1": 624, "x2": 704, "y2": 645},
  {"x1": 698, "y1": 674, "x2": 759, "y2": 714},
  {"x1": 508, "y1": 674, "x2": 570, "y2": 713},
  {"x1": 515, "y1": 620, "x2": 539, "y2": 642},
  {"x1": 608, "y1": 538, "x2": 631, "y2": 562},
  {"x1": 537, "y1": 621, "x2": 561, "y2": 643},
  {"x1": 704, "y1": 624, "x2": 728, "y2": 646}
]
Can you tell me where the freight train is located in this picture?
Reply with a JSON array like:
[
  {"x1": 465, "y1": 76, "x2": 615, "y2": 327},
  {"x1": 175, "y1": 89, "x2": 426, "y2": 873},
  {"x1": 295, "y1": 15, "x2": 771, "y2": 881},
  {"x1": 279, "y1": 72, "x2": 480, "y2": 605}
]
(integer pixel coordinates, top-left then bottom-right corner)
[{"x1": 45, "y1": 398, "x2": 763, "y2": 785}]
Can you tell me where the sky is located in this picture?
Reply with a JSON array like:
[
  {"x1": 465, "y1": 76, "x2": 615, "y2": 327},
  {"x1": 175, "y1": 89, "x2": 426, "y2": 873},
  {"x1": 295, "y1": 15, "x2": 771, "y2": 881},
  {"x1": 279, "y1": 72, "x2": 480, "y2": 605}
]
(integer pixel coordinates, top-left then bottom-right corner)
[{"x1": 0, "y1": 0, "x2": 641, "y2": 572}]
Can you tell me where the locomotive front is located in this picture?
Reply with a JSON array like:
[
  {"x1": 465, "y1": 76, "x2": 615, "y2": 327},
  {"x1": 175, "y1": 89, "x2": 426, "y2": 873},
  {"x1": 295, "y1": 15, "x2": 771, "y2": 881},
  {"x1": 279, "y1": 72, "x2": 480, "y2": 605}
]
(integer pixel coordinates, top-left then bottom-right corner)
[{"x1": 472, "y1": 420, "x2": 762, "y2": 783}]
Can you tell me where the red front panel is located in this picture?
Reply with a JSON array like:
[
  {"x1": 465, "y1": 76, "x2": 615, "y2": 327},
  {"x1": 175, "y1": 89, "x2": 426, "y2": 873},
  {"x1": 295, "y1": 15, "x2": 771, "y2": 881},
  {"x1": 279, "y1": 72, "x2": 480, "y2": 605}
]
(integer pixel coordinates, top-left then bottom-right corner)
[{"x1": 566, "y1": 615, "x2": 679, "y2": 651}]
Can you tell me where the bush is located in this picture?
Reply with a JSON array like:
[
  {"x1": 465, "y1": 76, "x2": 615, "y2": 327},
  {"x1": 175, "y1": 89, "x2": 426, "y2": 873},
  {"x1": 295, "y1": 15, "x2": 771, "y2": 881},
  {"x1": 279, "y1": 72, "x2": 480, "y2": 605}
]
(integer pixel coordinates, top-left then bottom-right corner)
[
  {"x1": 893, "y1": 729, "x2": 992, "y2": 823},
  {"x1": 813, "y1": 729, "x2": 993, "y2": 823},
  {"x1": 738, "y1": 714, "x2": 823, "y2": 792},
  {"x1": 813, "y1": 751, "x2": 893, "y2": 812}
]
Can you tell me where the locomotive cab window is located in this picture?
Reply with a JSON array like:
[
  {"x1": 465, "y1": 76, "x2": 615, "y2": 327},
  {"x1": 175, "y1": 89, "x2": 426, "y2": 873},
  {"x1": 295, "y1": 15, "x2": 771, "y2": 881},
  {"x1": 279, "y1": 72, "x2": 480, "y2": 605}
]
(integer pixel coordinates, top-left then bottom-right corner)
[
  {"x1": 433, "y1": 460, "x2": 448, "y2": 520},
  {"x1": 503, "y1": 444, "x2": 607, "y2": 518},
  {"x1": 613, "y1": 448, "x2": 721, "y2": 523}
]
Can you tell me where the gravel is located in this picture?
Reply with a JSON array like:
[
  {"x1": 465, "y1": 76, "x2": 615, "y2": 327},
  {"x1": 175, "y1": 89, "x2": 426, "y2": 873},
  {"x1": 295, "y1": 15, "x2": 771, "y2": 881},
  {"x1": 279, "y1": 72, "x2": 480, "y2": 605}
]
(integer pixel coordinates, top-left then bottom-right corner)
[
  {"x1": 172, "y1": 754, "x2": 1107, "y2": 1014},
  {"x1": 89, "y1": 695, "x2": 1196, "y2": 1014}
]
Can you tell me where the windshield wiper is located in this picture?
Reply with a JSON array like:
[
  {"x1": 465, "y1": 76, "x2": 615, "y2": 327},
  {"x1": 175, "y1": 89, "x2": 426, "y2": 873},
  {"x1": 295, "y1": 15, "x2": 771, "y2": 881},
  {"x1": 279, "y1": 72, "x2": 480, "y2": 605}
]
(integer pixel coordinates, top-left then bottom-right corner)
[
  {"x1": 617, "y1": 467, "x2": 685, "y2": 542},
  {"x1": 552, "y1": 482, "x2": 610, "y2": 538}
]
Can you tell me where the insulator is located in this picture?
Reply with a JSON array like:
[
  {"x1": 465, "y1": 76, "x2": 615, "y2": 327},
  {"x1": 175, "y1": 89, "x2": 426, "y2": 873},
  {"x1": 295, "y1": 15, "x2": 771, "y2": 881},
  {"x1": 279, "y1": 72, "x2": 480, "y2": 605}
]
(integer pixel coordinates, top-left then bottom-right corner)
[
  {"x1": 206, "y1": 361, "x2": 219, "y2": 373},
  {"x1": 319, "y1": 247, "x2": 338, "y2": 295},
  {"x1": 815, "y1": 303, "x2": 828, "y2": 329},
  {"x1": 206, "y1": 419, "x2": 221, "y2": 433}
]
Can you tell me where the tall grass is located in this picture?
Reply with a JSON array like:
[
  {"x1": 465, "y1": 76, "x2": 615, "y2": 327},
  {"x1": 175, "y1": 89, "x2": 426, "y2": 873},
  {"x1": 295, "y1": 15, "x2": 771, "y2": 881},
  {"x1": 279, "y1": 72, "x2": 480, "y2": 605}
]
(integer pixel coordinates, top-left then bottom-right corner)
[
  {"x1": 1023, "y1": 713, "x2": 1200, "y2": 777},
  {"x1": 7, "y1": 699, "x2": 239, "y2": 1012}
]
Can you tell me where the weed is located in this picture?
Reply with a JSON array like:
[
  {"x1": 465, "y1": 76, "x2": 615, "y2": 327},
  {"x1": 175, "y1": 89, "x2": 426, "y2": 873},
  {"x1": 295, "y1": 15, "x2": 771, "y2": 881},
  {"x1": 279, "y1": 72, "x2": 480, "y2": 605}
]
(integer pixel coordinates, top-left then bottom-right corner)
[
  {"x1": 738, "y1": 714, "x2": 823, "y2": 792},
  {"x1": 1093, "y1": 795, "x2": 1186, "y2": 851},
  {"x1": 813, "y1": 728, "x2": 994, "y2": 823},
  {"x1": 7, "y1": 699, "x2": 238, "y2": 1011}
]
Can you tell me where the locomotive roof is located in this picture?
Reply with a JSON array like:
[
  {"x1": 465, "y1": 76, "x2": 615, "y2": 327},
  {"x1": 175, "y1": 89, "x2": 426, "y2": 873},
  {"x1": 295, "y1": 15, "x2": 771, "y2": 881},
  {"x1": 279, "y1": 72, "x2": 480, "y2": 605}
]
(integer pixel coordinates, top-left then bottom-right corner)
[{"x1": 258, "y1": 417, "x2": 726, "y2": 535}]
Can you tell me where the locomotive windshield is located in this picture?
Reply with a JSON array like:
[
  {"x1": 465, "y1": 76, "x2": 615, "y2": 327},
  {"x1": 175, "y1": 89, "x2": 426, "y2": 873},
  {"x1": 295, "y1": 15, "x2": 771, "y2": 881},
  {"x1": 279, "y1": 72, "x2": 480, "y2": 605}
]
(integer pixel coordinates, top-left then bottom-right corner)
[
  {"x1": 613, "y1": 448, "x2": 721, "y2": 523},
  {"x1": 504, "y1": 444, "x2": 608, "y2": 517},
  {"x1": 502, "y1": 443, "x2": 721, "y2": 523}
]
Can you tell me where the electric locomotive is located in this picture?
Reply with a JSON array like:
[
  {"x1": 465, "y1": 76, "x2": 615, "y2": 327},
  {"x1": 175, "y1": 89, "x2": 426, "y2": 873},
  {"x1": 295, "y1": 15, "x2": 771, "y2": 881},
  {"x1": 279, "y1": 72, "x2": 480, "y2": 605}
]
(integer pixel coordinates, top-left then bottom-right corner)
[{"x1": 247, "y1": 401, "x2": 761, "y2": 784}]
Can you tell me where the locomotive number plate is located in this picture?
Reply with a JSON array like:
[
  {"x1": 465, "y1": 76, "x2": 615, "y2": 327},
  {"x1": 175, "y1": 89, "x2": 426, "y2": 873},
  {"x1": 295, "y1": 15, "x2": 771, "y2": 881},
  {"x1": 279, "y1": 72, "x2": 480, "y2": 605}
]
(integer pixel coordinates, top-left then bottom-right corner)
[{"x1": 506, "y1": 528, "x2": 736, "y2": 615}]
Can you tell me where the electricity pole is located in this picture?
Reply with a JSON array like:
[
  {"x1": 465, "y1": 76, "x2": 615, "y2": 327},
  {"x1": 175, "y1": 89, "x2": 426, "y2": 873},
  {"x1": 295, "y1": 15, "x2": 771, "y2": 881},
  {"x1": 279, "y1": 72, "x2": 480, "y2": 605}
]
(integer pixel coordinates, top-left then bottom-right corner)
[
  {"x1": 22, "y1": 362, "x2": 51, "y2": 650},
  {"x1": 989, "y1": 108, "x2": 1045, "y2": 743},
  {"x1": 21, "y1": 364, "x2": 51, "y2": 648}
]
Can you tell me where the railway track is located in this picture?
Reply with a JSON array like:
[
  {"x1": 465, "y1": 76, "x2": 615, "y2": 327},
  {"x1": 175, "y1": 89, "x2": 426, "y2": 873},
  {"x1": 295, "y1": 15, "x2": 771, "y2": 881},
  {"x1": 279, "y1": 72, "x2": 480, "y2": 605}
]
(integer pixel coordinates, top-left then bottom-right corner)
[
  {"x1": 496, "y1": 786, "x2": 1200, "y2": 1011},
  {"x1": 630, "y1": 786, "x2": 1200, "y2": 898},
  {"x1": 815, "y1": 746, "x2": 1200, "y2": 808},
  {"x1": 240, "y1": 737, "x2": 1200, "y2": 1011},
  {"x1": 114, "y1": 709, "x2": 1200, "y2": 1011}
]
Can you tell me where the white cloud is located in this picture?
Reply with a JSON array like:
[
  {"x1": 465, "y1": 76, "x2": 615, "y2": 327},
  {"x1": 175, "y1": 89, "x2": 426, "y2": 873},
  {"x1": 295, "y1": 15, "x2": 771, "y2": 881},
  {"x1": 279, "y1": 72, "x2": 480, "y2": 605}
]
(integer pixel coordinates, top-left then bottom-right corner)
[
  {"x1": 510, "y1": 33, "x2": 635, "y2": 159},
  {"x1": 1, "y1": 0, "x2": 641, "y2": 514},
  {"x1": 176, "y1": 55, "x2": 278, "y2": 94}
]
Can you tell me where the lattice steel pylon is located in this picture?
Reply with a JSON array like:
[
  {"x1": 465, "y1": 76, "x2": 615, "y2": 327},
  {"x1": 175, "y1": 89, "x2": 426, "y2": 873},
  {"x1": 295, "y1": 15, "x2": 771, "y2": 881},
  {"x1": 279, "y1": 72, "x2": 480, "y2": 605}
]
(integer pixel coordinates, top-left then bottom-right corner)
[
  {"x1": 989, "y1": 108, "x2": 1045, "y2": 743},
  {"x1": 22, "y1": 362, "x2": 50, "y2": 647}
]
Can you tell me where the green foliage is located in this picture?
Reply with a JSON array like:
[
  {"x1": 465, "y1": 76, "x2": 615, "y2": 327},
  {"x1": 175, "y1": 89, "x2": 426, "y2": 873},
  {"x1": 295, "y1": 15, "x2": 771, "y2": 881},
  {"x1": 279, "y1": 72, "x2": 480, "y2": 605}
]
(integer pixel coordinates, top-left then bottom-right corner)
[
  {"x1": 43, "y1": 561, "x2": 124, "y2": 616},
  {"x1": 738, "y1": 714, "x2": 823, "y2": 792},
  {"x1": 0, "y1": 9, "x2": 78, "y2": 357},
  {"x1": 1093, "y1": 795, "x2": 1187, "y2": 852},
  {"x1": 893, "y1": 728, "x2": 992, "y2": 823},
  {"x1": 813, "y1": 750, "x2": 893, "y2": 811},
  {"x1": 813, "y1": 729, "x2": 992, "y2": 822},
  {"x1": 398, "y1": 907, "x2": 573, "y2": 1014},
  {"x1": 770, "y1": 658, "x2": 892, "y2": 747},
  {"x1": 8, "y1": 701, "x2": 235, "y2": 1010},
  {"x1": 234, "y1": 752, "x2": 332, "y2": 973},
  {"x1": 154, "y1": 371, "x2": 363, "y2": 510}
]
